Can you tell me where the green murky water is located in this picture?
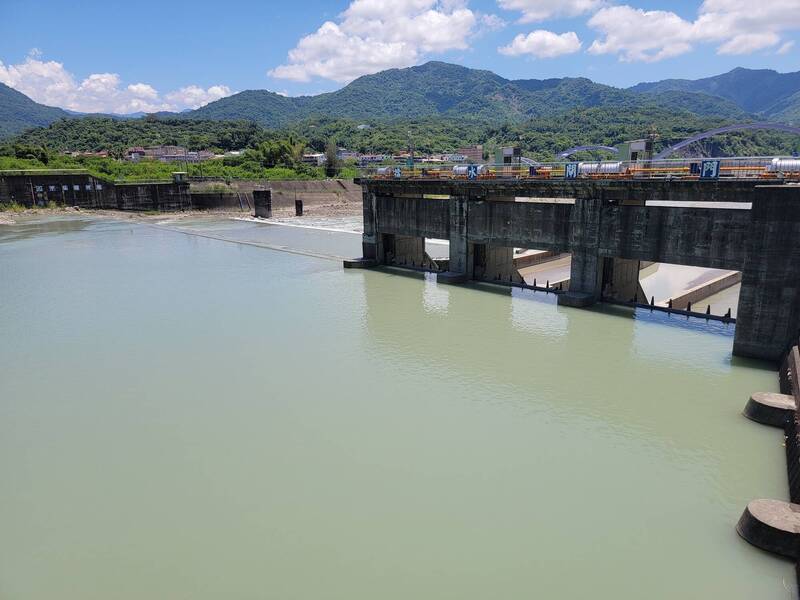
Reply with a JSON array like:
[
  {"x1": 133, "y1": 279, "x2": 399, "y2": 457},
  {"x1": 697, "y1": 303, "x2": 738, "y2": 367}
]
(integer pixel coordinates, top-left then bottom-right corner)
[{"x1": 0, "y1": 216, "x2": 793, "y2": 599}]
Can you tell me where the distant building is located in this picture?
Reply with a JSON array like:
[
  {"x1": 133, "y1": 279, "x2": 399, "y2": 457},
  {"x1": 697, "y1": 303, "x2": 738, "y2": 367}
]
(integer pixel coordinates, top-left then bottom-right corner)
[
  {"x1": 457, "y1": 145, "x2": 483, "y2": 163},
  {"x1": 302, "y1": 153, "x2": 327, "y2": 166},
  {"x1": 124, "y1": 145, "x2": 214, "y2": 163},
  {"x1": 69, "y1": 150, "x2": 110, "y2": 158},
  {"x1": 126, "y1": 147, "x2": 147, "y2": 161},
  {"x1": 337, "y1": 149, "x2": 360, "y2": 161},
  {"x1": 358, "y1": 154, "x2": 389, "y2": 166},
  {"x1": 443, "y1": 153, "x2": 467, "y2": 163}
]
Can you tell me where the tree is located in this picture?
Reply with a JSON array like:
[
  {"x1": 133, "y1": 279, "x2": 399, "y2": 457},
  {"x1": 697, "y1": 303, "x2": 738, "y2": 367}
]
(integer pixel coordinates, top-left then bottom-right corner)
[
  {"x1": 13, "y1": 143, "x2": 49, "y2": 164},
  {"x1": 325, "y1": 138, "x2": 339, "y2": 177},
  {"x1": 256, "y1": 140, "x2": 295, "y2": 167}
]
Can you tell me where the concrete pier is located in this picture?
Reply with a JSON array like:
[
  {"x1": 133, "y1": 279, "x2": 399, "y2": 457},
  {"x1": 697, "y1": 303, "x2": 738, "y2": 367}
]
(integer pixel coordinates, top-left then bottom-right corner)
[
  {"x1": 348, "y1": 178, "x2": 800, "y2": 362},
  {"x1": 737, "y1": 499, "x2": 800, "y2": 559},
  {"x1": 253, "y1": 189, "x2": 272, "y2": 218},
  {"x1": 744, "y1": 392, "x2": 796, "y2": 427}
]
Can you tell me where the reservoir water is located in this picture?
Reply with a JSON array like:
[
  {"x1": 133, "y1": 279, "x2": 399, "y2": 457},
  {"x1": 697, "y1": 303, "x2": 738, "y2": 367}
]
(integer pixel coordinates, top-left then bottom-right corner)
[{"x1": 0, "y1": 216, "x2": 794, "y2": 599}]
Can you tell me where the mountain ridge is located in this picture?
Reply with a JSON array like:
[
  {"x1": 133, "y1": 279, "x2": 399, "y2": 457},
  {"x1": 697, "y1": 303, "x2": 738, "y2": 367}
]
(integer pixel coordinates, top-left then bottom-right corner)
[
  {"x1": 0, "y1": 82, "x2": 71, "y2": 139},
  {"x1": 629, "y1": 67, "x2": 800, "y2": 121},
  {"x1": 181, "y1": 61, "x2": 754, "y2": 127},
  {"x1": 2, "y1": 62, "x2": 799, "y2": 142}
]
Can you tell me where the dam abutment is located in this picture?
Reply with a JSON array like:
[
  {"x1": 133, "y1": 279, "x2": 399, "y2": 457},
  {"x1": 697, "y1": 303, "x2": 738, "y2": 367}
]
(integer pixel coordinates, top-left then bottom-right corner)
[{"x1": 734, "y1": 186, "x2": 800, "y2": 361}]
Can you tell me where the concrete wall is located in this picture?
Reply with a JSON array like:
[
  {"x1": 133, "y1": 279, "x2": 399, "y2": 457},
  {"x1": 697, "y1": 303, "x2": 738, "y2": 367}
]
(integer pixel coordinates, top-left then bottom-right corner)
[
  {"x1": 190, "y1": 179, "x2": 361, "y2": 210},
  {"x1": 0, "y1": 172, "x2": 114, "y2": 207},
  {"x1": 473, "y1": 244, "x2": 523, "y2": 283},
  {"x1": 375, "y1": 196, "x2": 449, "y2": 240},
  {"x1": 114, "y1": 182, "x2": 191, "y2": 211},
  {"x1": 734, "y1": 187, "x2": 800, "y2": 360},
  {"x1": 382, "y1": 234, "x2": 427, "y2": 267},
  {"x1": 0, "y1": 173, "x2": 190, "y2": 211},
  {"x1": 0, "y1": 174, "x2": 359, "y2": 213},
  {"x1": 666, "y1": 271, "x2": 742, "y2": 310},
  {"x1": 190, "y1": 192, "x2": 251, "y2": 211},
  {"x1": 467, "y1": 200, "x2": 572, "y2": 251}
]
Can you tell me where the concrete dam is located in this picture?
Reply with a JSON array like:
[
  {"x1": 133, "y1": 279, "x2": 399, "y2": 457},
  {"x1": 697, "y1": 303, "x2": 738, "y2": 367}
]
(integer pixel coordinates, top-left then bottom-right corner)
[{"x1": 346, "y1": 178, "x2": 800, "y2": 362}]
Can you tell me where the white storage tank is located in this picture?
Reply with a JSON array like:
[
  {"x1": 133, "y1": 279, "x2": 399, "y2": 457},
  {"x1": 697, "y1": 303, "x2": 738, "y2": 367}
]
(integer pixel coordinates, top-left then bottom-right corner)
[
  {"x1": 452, "y1": 164, "x2": 488, "y2": 176},
  {"x1": 578, "y1": 162, "x2": 623, "y2": 175},
  {"x1": 376, "y1": 167, "x2": 394, "y2": 177},
  {"x1": 768, "y1": 158, "x2": 800, "y2": 172}
]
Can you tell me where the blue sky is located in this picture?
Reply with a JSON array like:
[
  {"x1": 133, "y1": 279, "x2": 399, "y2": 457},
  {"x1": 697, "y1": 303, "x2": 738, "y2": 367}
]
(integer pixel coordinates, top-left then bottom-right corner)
[{"x1": 0, "y1": 0, "x2": 797, "y2": 113}]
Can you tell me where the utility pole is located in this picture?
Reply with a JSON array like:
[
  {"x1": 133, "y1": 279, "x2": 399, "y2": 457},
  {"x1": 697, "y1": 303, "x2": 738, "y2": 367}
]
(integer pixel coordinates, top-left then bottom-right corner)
[{"x1": 407, "y1": 129, "x2": 415, "y2": 170}]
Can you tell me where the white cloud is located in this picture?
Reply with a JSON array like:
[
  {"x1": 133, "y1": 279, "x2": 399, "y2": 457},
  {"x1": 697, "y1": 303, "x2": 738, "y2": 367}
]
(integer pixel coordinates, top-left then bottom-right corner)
[
  {"x1": 587, "y1": 6, "x2": 694, "y2": 62},
  {"x1": 497, "y1": 0, "x2": 601, "y2": 24},
  {"x1": 777, "y1": 40, "x2": 795, "y2": 55},
  {"x1": 694, "y1": 0, "x2": 800, "y2": 48},
  {"x1": 499, "y1": 30, "x2": 582, "y2": 58},
  {"x1": 479, "y1": 13, "x2": 507, "y2": 32},
  {"x1": 716, "y1": 32, "x2": 780, "y2": 55},
  {"x1": 588, "y1": 0, "x2": 800, "y2": 62},
  {"x1": 165, "y1": 84, "x2": 232, "y2": 109},
  {"x1": 0, "y1": 51, "x2": 232, "y2": 114},
  {"x1": 269, "y1": 0, "x2": 478, "y2": 83},
  {"x1": 127, "y1": 83, "x2": 159, "y2": 99}
]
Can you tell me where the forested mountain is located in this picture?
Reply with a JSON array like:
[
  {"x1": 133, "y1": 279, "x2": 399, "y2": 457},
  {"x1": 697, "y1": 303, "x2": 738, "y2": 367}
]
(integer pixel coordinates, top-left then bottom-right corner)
[
  {"x1": 630, "y1": 67, "x2": 800, "y2": 121},
  {"x1": 183, "y1": 90, "x2": 308, "y2": 128},
  {"x1": 2, "y1": 62, "x2": 799, "y2": 155},
  {"x1": 0, "y1": 82, "x2": 71, "y2": 139},
  {"x1": 184, "y1": 61, "x2": 746, "y2": 127}
]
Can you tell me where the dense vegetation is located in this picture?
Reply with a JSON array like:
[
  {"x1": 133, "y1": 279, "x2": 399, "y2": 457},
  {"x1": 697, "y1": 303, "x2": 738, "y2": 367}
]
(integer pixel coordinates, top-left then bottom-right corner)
[
  {"x1": 184, "y1": 61, "x2": 749, "y2": 128},
  {"x1": 0, "y1": 141, "x2": 357, "y2": 182},
  {"x1": 10, "y1": 106, "x2": 798, "y2": 163},
  {"x1": 13, "y1": 117, "x2": 267, "y2": 153}
]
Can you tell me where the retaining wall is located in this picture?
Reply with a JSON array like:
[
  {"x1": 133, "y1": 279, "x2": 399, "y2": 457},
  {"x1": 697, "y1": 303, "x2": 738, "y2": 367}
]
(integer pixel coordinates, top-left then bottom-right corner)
[{"x1": 188, "y1": 179, "x2": 360, "y2": 210}]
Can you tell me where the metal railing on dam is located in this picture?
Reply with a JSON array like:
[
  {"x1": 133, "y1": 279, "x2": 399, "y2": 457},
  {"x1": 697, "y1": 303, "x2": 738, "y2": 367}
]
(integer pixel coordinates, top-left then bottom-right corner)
[
  {"x1": 344, "y1": 177, "x2": 800, "y2": 362},
  {"x1": 357, "y1": 156, "x2": 800, "y2": 182}
]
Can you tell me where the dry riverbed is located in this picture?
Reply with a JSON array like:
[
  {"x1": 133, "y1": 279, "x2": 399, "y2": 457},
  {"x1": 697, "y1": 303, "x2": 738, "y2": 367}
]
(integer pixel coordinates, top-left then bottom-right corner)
[{"x1": 0, "y1": 200, "x2": 362, "y2": 226}]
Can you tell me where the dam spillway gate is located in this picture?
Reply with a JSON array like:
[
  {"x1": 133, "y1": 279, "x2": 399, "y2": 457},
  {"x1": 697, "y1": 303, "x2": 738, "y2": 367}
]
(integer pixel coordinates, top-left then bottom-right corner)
[{"x1": 346, "y1": 178, "x2": 800, "y2": 363}]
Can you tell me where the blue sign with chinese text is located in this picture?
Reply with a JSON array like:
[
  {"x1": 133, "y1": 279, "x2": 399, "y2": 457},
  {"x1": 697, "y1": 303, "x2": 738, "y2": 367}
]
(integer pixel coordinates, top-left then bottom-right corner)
[
  {"x1": 700, "y1": 160, "x2": 720, "y2": 179},
  {"x1": 565, "y1": 162, "x2": 579, "y2": 180}
]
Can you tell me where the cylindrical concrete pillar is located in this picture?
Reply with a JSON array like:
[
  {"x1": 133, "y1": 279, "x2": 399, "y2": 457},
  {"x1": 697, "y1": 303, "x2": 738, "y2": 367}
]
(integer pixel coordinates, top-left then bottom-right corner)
[
  {"x1": 737, "y1": 499, "x2": 800, "y2": 559},
  {"x1": 743, "y1": 392, "x2": 796, "y2": 427},
  {"x1": 295, "y1": 199, "x2": 303, "y2": 216},
  {"x1": 253, "y1": 189, "x2": 272, "y2": 218}
]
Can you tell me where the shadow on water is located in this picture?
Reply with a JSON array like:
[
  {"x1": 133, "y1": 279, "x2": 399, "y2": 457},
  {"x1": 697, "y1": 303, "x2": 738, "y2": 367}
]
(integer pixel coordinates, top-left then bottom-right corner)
[
  {"x1": 467, "y1": 278, "x2": 740, "y2": 340},
  {"x1": 0, "y1": 216, "x2": 94, "y2": 244},
  {"x1": 374, "y1": 265, "x2": 430, "y2": 281}
]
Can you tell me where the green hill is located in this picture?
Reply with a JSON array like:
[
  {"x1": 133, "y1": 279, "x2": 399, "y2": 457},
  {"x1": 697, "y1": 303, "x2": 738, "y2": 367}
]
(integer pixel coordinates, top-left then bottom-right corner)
[
  {"x1": 0, "y1": 82, "x2": 71, "y2": 139},
  {"x1": 4, "y1": 61, "x2": 798, "y2": 157},
  {"x1": 630, "y1": 67, "x2": 800, "y2": 122},
  {"x1": 182, "y1": 61, "x2": 743, "y2": 127},
  {"x1": 186, "y1": 90, "x2": 309, "y2": 128}
]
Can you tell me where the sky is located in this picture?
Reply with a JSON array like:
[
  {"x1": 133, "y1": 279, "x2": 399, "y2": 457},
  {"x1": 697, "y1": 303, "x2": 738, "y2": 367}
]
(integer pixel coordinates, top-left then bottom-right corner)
[{"x1": 0, "y1": 0, "x2": 797, "y2": 114}]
